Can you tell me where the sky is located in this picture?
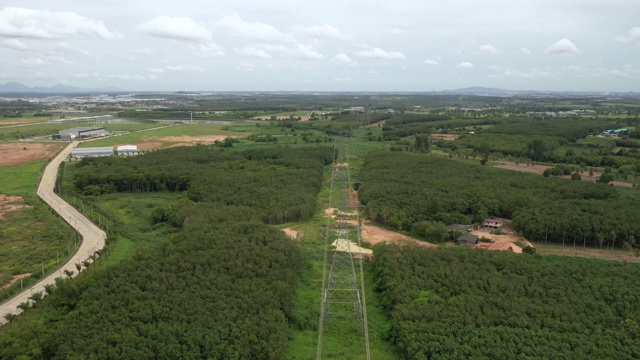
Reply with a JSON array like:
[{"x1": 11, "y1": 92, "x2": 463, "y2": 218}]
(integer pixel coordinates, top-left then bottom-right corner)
[{"x1": 0, "y1": 0, "x2": 639, "y2": 92}]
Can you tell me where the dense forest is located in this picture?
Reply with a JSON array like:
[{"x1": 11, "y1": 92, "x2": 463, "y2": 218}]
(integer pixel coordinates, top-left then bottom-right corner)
[
  {"x1": 1, "y1": 145, "x2": 333, "y2": 359},
  {"x1": 359, "y1": 151, "x2": 640, "y2": 248},
  {"x1": 372, "y1": 244, "x2": 640, "y2": 359}
]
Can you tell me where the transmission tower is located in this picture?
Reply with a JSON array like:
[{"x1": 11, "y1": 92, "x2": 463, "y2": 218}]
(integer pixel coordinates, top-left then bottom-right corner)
[{"x1": 317, "y1": 135, "x2": 370, "y2": 360}]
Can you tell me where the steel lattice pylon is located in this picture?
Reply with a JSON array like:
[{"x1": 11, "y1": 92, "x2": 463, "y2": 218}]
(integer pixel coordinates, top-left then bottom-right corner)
[{"x1": 317, "y1": 135, "x2": 370, "y2": 360}]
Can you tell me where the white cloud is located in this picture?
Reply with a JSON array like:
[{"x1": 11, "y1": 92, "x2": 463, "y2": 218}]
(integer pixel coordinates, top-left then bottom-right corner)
[
  {"x1": 137, "y1": 16, "x2": 211, "y2": 42},
  {"x1": 356, "y1": 47, "x2": 406, "y2": 60},
  {"x1": 424, "y1": 56, "x2": 440, "y2": 65},
  {"x1": 544, "y1": 38, "x2": 581, "y2": 56},
  {"x1": 489, "y1": 66, "x2": 550, "y2": 79},
  {"x1": 22, "y1": 57, "x2": 44, "y2": 66},
  {"x1": 520, "y1": 47, "x2": 532, "y2": 55},
  {"x1": 191, "y1": 43, "x2": 224, "y2": 58},
  {"x1": 215, "y1": 15, "x2": 292, "y2": 42},
  {"x1": 478, "y1": 44, "x2": 502, "y2": 55},
  {"x1": 2, "y1": 38, "x2": 28, "y2": 50},
  {"x1": 133, "y1": 47, "x2": 155, "y2": 55},
  {"x1": 108, "y1": 74, "x2": 147, "y2": 81},
  {"x1": 296, "y1": 44, "x2": 323, "y2": 60},
  {"x1": 333, "y1": 77, "x2": 354, "y2": 82},
  {"x1": 0, "y1": 7, "x2": 115, "y2": 40},
  {"x1": 150, "y1": 64, "x2": 204, "y2": 74},
  {"x1": 293, "y1": 24, "x2": 350, "y2": 40},
  {"x1": 617, "y1": 27, "x2": 640, "y2": 46},
  {"x1": 235, "y1": 46, "x2": 272, "y2": 59},
  {"x1": 330, "y1": 53, "x2": 358, "y2": 66},
  {"x1": 456, "y1": 61, "x2": 474, "y2": 69}
]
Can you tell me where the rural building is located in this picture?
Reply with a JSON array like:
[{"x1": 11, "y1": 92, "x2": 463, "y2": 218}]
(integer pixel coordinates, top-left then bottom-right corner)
[
  {"x1": 71, "y1": 147, "x2": 113, "y2": 159},
  {"x1": 483, "y1": 217, "x2": 504, "y2": 229},
  {"x1": 116, "y1": 145, "x2": 139, "y2": 156},
  {"x1": 458, "y1": 234, "x2": 479, "y2": 247},
  {"x1": 56, "y1": 127, "x2": 108, "y2": 140},
  {"x1": 447, "y1": 224, "x2": 471, "y2": 233}
]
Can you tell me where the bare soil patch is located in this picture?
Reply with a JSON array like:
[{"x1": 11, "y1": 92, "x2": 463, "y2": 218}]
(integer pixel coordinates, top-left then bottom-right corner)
[
  {"x1": 134, "y1": 135, "x2": 231, "y2": 151},
  {"x1": 430, "y1": 134, "x2": 459, "y2": 141},
  {"x1": 472, "y1": 229, "x2": 532, "y2": 254},
  {"x1": 494, "y1": 161, "x2": 634, "y2": 188},
  {"x1": 367, "y1": 119, "x2": 386, "y2": 127},
  {"x1": 0, "y1": 142, "x2": 64, "y2": 165},
  {"x1": 0, "y1": 194, "x2": 31, "y2": 220},
  {"x1": 350, "y1": 220, "x2": 436, "y2": 248},
  {"x1": 1, "y1": 273, "x2": 31, "y2": 289},
  {"x1": 282, "y1": 227, "x2": 304, "y2": 240},
  {"x1": 347, "y1": 189, "x2": 361, "y2": 207}
]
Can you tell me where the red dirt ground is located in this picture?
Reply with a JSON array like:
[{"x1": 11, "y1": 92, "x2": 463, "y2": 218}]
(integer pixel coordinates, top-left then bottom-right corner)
[
  {"x1": 472, "y1": 229, "x2": 533, "y2": 254},
  {"x1": 0, "y1": 142, "x2": 65, "y2": 165},
  {"x1": 346, "y1": 220, "x2": 437, "y2": 248},
  {"x1": 494, "y1": 161, "x2": 634, "y2": 188}
]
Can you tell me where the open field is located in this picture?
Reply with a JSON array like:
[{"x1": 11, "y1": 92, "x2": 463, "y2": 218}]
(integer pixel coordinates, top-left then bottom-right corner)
[
  {"x1": 493, "y1": 161, "x2": 635, "y2": 187},
  {"x1": 80, "y1": 123, "x2": 248, "y2": 148},
  {"x1": 0, "y1": 122, "x2": 161, "y2": 141},
  {"x1": 534, "y1": 241, "x2": 640, "y2": 263},
  {"x1": 0, "y1": 142, "x2": 64, "y2": 165}
]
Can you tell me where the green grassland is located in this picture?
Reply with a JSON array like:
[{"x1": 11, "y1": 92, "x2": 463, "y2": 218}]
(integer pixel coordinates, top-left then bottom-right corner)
[{"x1": 0, "y1": 159, "x2": 76, "y2": 301}]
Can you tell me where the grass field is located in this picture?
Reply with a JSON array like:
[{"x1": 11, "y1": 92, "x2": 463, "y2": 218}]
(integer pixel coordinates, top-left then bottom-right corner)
[{"x1": 0, "y1": 158, "x2": 76, "y2": 300}]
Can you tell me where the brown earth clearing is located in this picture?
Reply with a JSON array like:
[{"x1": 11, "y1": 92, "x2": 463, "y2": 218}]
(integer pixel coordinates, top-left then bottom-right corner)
[
  {"x1": 282, "y1": 227, "x2": 304, "y2": 240},
  {"x1": 534, "y1": 242, "x2": 640, "y2": 263},
  {"x1": 349, "y1": 220, "x2": 437, "y2": 248},
  {"x1": 472, "y1": 229, "x2": 533, "y2": 254},
  {"x1": 367, "y1": 119, "x2": 386, "y2": 127},
  {"x1": 0, "y1": 142, "x2": 64, "y2": 165},
  {"x1": 0, "y1": 194, "x2": 31, "y2": 220},
  {"x1": 131, "y1": 135, "x2": 231, "y2": 151},
  {"x1": 1, "y1": 273, "x2": 31, "y2": 289},
  {"x1": 430, "y1": 133, "x2": 460, "y2": 141},
  {"x1": 251, "y1": 115, "x2": 310, "y2": 121},
  {"x1": 494, "y1": 161, "x2": 634, "y2": 188}
]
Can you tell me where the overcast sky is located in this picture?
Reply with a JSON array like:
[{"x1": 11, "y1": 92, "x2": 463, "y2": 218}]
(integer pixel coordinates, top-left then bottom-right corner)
[{"x1": 0, "y1": 0, "x2": 639, "y2": 92}]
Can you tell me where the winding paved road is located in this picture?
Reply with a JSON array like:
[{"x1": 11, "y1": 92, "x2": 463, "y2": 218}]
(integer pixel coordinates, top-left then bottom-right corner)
[{"x1": 0, "y1": 141, "x2": 106, "y2": 325}]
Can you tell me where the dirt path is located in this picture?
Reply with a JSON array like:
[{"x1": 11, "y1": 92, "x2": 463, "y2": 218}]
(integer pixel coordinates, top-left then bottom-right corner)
[
  {"x1": 347, "y1": 220, "x2": 436, "y2": 248},
  {"x1": 0, "y1": 141, "x2": 106, "y2": 325},
  {"x1": 1, "y1": 274, "x2": 31, "y2": 289},
  {"x1": 282, "y1": 227, "x2": 304, "y2": 240}
]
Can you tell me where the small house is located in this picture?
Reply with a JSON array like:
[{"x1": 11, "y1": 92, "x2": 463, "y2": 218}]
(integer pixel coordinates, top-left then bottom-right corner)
[
  {"x1": 483, "y1": 217, "x2": 504, "y2": 229},
  {"x1": 458, "y1": 234, "x2": 479, "y2": 247}
]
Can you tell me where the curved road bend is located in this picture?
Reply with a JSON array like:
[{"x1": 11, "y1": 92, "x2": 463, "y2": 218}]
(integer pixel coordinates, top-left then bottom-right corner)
[{"x1": 0, "y1": 141, "x2": 106, "y2": 325}]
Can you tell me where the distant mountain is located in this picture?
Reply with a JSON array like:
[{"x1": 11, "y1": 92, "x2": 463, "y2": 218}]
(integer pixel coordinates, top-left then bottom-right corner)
[{"x1": 0, "y1": 82, "x2": 124, "y2": 93}]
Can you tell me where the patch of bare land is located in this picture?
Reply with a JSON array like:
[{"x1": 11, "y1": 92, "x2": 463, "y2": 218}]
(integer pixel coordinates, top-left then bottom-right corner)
[
  {"x1": 534, "y1": 242, "x2": 640, "y2": 263},
  {"x1": 251, "y1": 115, "x2": 310, "y2": 121},
  {"x1": 367, "y1": 119, "x2": 386, "y2": 127},
  {"x1": 0, "y1": 142, "x2": 64, "y2": 165},
  {"x1": 472, "y1": 229, "x2": 533, "y2": 254},
  {"x1": 282, "y1": 227, "x2": 304, "y2": 240},
  {"x1": 430, "y1": 133, "x2": 459, "y2": 141},
  {"x1": 350, "y1": 220, "x2": 436, "y2": 248},
  {"x1": 0, "y1": 194, "x2": 31, "y2": 220},
  {"x1": 133, "y1": 135, "x2": 232, "y2": 151},
  {"x1": 494, "y1": 161, "x2": 634, "y2": 188},
  {"x1": 1, "y1": 273, "x2": 31, "y2": 289}
]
